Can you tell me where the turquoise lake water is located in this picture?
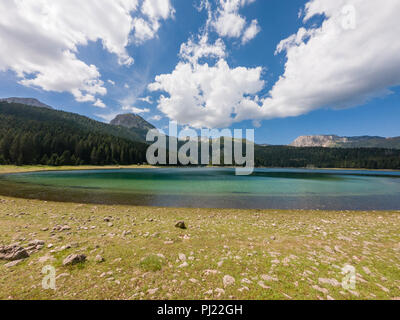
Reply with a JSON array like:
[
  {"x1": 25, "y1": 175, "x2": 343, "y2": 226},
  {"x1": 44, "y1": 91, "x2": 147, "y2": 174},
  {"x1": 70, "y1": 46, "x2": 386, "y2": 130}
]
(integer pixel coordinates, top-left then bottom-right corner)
[{"x1": 1, "y1": 168, "x2": 400, "y2": 210}]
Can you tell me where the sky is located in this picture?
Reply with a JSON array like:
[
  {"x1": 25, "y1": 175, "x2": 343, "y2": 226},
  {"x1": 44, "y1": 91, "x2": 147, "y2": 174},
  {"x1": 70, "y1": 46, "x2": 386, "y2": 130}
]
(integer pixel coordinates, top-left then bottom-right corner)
[{"x1": 0, "y1": 0, "x2": 399, "y2": 145}]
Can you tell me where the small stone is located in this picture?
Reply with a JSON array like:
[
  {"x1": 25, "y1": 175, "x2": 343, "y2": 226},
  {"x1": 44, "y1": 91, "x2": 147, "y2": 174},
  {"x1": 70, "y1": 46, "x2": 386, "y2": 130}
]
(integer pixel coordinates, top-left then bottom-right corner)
[
  {"x1": 4, "y1": 259, "x2": 24, "y2": 268},
  {"x1": 38, "y1": 255, "x2": 56, "y2": 264},
  {"x1": 318, "y1": 278, "x2": 340, "y2": 287},
  {"x1": 258, "y1": 281, "x2": 271, "y2": 289},
  {"x1": 178, "y1": 253, "x2": 186, "y2": 261},
  {"x1": 62, "y1": 254, "x2": 86, "y2": 266},
  {"x1": 214, "y1": 288, "x2": 225, "y2": 297},
  {"x1": 95, "y1": 255, "x2": 105, "y2": 263},
  {"x1": 203, "y1": 269, "x2": 219, "y2": 276},
  {"x1": 223, "y1": 275, "x2": 235, "y2": 287},
  {"x1": 147, "y1": 288, "x2": 159, "y2": 295},
  {"x1": 175, "y1": 221, "x2": 187, "y2": 229},
  {"x1": 178, "y1": 262, "x2": 189, "y2": 268},
  {"x1": 261, "y1": 274, "x2": 279, "y2": 282}
]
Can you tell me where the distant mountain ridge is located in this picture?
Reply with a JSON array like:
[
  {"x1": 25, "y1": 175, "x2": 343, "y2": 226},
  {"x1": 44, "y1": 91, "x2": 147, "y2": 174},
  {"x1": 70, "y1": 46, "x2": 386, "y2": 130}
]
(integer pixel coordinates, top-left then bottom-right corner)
[
  {"x1": 0, "y1": 97, "x2": 53, "y2": 109},
  {"x1": 290, "y1": 135, "x2": 400, "y2": 149}
]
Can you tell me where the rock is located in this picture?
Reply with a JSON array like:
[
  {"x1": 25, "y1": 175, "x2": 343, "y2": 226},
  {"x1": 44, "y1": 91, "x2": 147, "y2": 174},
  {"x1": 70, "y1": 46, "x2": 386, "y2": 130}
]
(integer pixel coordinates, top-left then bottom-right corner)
[
  {"x1": 38, "y1": 255, "x2": 56, "y2": 264},
  {"x1": 62, "y1": 254, "x2": 86, "y2": 266},
  {"x1": 147, "y1": 288, "x2": 159, "y2": 295},
  {"x1": 0, "y1": 244, "x2": 30, "y2": 261},
  {"x1": 26, "y1": 240, "x2": 45, "y2": 254},
  {"x1": 363, "y1": 266, "x2": 372, "y2": 275},
  {"x1": 318, "y1": 278, "x2": 340, "y2": 287},
  {"x1": 214, "y1": 288, "x2": 225, "y2": 297},
  {"x1": 312, "y1": 285, "x2": 329, "y2": 295},
  {"x1": 178, "y1": 253, "x2": 186, "y2": 262},
  {"x1": 175, "y1": 221, "x2": 187, "y2": 229},
  {"x1": 178, "y1": 261, "x2": 189, "y2": 268},
  {"x1": 29, "y1": 240, "x2": 45, "y2": 246},
  {"x1": 261, "y1": 274, "x2": 279, "y2": 282},
  {"x1": 203, "y1": 269, "x2": 219, "y2": 276},
  {"x1": 258, "y1": 281, "x2": 271, "y2": 289},
  {"x1": 4, "y1": 259, "x2": 24, "y2": 268},
  {"x1": 223, "y1": 275, "x2": 235, "y2": 287},
  {"x1": 95, "y1": 255, "x2": 105, "y2": 263}
]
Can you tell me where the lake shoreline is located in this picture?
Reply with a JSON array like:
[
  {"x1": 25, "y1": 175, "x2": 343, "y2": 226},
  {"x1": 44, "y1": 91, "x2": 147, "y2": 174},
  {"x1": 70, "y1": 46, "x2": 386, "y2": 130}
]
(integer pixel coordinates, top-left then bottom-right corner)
[{"x1": 1, "y1": 165, "x2": 400, "y2": 176}]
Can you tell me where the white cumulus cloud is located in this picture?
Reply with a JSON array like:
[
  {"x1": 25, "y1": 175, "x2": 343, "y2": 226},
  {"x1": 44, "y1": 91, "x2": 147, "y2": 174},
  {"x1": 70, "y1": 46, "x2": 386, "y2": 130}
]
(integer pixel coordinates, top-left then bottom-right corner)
[
  {"x1": 253, "y1": 0, "x2": 400, "y2": 121},
  {"x1": 149, "y1": 59, "x2": 264, "y2": 128},
  {"x1": 133, "y1": 0, "x2": 175, "y2": 44},
  {"x1": 211, "y1": 0, "x2": 259, "y2": 43},
  {"x1": 0, "y1": 0, "x2": 174, "y2": 107},
  {"x1": 152, "y1": 0, "x2": 400, "y2": 128}
]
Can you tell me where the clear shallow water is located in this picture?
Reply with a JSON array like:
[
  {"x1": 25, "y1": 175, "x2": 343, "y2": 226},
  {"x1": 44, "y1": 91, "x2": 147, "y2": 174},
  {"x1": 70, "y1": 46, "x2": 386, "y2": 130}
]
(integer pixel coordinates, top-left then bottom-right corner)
[{"x1": 1, "y1": 168, "x2": 400, "y2": 210}]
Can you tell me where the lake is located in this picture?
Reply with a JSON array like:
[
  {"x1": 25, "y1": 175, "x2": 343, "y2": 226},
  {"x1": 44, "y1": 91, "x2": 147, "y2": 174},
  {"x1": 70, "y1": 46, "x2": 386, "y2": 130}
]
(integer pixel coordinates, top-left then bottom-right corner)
[{"x1": 1, "y1": 168, "x2": 400, "y2": 210}]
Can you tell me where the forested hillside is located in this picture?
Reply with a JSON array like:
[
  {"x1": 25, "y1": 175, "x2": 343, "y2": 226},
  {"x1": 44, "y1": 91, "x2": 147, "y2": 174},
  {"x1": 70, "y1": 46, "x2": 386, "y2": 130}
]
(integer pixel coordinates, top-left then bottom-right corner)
[
  {"x1": 0, "y1": 102, "x2": 148, "y2": 165},
  {"x1": 1, "y1": 101, "x2": 400, "y2": 169},
  {"x1": 255, "y1": 145, "x2": 400, "y2": 169}
]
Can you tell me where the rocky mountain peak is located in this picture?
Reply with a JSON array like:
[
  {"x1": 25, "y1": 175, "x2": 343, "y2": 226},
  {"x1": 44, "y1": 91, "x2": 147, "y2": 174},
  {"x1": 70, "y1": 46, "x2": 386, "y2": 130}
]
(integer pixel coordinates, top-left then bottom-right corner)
[
  {"x1": 110, "y1": 113, "x2": 155, "y2": 131},
  {"x1": 290, "y1": 135, "x2": 348, "y2": 147},
  {"x1": 0, "y1": 97, "x2": 53, "y2": 109}
]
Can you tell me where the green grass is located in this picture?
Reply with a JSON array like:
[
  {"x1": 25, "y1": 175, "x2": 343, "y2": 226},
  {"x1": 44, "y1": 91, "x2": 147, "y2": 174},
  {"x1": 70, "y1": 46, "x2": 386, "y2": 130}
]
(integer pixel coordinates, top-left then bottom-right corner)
[
  {"x1": 140, "y1": 255, "x2": 165, "y2": 272},
  {"x1": 0, "y1": 196, "x2": 399, "y2": 300}
]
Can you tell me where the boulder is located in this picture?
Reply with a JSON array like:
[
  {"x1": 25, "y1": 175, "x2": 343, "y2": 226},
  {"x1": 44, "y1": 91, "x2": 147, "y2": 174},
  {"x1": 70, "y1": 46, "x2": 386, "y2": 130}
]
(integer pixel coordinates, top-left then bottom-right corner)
[{"x1": 0, "y1": 244, "x2": 30, "y2": 261}]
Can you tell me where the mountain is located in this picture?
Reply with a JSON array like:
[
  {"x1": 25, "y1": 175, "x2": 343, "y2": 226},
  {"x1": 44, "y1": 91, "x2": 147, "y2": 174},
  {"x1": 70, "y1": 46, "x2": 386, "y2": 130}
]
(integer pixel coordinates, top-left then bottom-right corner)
[
  {"x1": 0, "y1": 101, "x2": 148, "y2": 165},
  {"x1": 110, "y1": 113, "x2": 155, "y2": 142},
  {"x1": 290, "y1": 135, "x2": 400, "y2": 149},
  {"x1": 0, "y1": 97, "x2": 53, "y2": 109},
  {"x1": 110, "y1": 113, "x2": 155, "y2": 131}
]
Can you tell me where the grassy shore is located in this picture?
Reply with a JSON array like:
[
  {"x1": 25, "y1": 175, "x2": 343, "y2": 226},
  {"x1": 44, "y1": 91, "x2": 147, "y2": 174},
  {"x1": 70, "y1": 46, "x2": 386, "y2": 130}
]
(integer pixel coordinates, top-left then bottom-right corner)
[
  {"x1": 0, "y1": 164, "x2": 157, "y2": 174},
  {"x1": 0, "y1": 166, "x2": 399, "y2": 300}
]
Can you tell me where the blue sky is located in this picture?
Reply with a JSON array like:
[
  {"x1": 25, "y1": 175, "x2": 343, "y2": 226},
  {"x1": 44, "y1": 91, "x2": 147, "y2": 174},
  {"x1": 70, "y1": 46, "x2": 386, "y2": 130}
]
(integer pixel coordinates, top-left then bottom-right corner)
[{"x1": 0, "y1": 0, "x2": 399, "y2": 145}]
